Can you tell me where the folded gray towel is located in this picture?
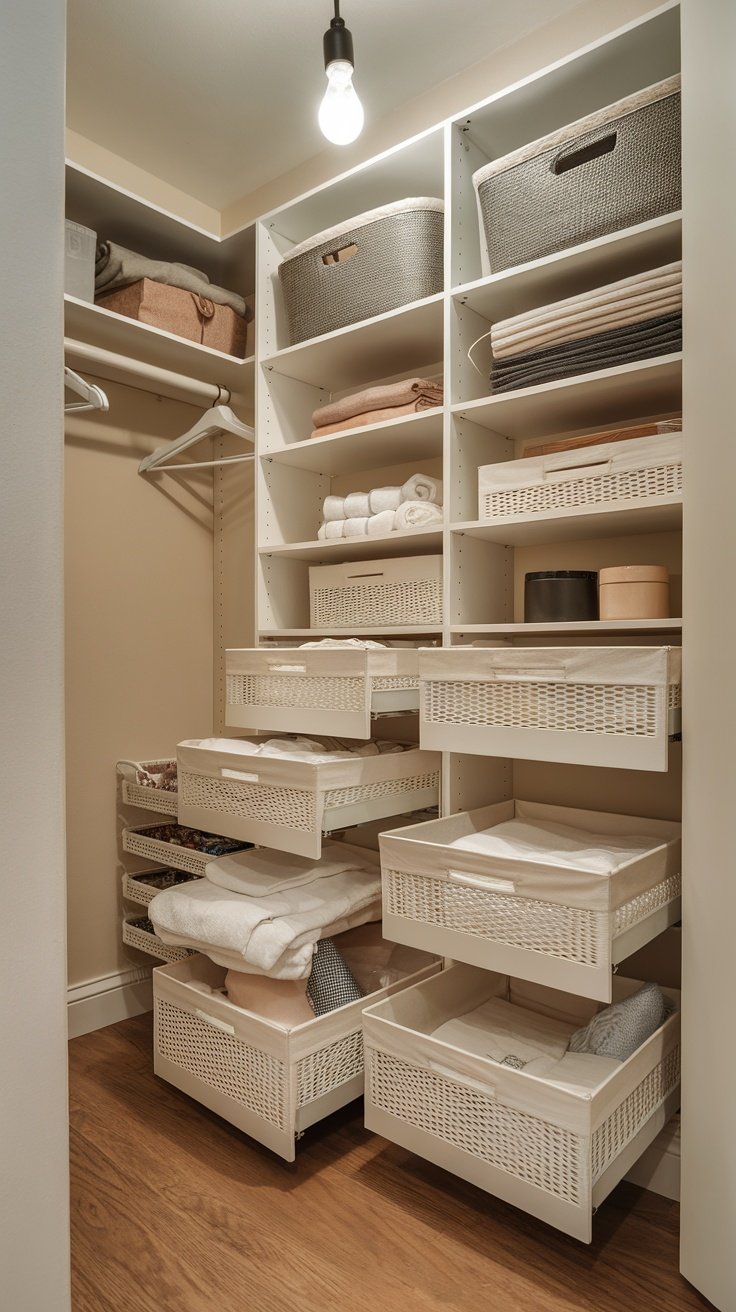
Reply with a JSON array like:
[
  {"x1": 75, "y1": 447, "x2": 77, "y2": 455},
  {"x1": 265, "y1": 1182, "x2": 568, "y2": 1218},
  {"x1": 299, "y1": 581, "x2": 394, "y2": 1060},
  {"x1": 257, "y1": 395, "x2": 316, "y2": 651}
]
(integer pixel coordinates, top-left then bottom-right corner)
[
  {"x1": 94, "y1": 241, "x2": 250, "y2": 319},
  {"x1": 490, "y1": 313, "x2": 682, "y2": 393},
  {"x1": 568, "y1": 982, "x2": 674, "y2": 1062}
]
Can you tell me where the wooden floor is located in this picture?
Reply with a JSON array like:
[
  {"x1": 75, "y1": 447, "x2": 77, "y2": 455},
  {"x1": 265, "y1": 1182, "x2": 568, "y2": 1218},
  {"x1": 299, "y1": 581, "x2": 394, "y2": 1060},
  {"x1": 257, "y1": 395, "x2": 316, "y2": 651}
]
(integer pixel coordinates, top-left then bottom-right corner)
[{"x1": 69, "y1": 1013, "x2": 711, "y2": 1312}]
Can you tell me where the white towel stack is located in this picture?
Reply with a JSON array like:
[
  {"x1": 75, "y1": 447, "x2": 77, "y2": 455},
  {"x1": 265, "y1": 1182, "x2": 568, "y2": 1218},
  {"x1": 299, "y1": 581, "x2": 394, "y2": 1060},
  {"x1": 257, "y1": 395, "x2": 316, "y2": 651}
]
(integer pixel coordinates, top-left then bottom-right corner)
[{"x1": 317, "y1": 473, "x2": 443, "y2": 539}]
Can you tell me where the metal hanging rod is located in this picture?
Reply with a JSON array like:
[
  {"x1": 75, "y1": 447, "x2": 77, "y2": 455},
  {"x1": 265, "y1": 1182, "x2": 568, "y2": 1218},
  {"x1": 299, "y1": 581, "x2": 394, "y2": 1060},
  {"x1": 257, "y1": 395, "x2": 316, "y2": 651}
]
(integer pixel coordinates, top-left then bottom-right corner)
[{"x1": 63, "y1": 337, "x2": 232, "y2": 408}]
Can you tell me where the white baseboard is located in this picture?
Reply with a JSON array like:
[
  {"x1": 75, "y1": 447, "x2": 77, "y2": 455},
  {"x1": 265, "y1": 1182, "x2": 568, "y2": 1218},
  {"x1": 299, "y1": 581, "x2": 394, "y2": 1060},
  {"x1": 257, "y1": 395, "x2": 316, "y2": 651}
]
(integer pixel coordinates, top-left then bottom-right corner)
[
  {"x1": 67, "y1": 965, "x2": 153, "y2": 1040},
  {"x1": 625, "y1": 1114, "x2": 681, "y2": 1200}
]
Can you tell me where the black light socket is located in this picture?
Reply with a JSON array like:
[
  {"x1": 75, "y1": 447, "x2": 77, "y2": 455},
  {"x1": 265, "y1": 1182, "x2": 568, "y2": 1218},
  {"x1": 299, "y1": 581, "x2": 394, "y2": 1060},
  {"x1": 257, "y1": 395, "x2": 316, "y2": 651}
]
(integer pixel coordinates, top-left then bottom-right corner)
[{"x1": 323, "y1": 16, "x2": 355, "y2": 69}]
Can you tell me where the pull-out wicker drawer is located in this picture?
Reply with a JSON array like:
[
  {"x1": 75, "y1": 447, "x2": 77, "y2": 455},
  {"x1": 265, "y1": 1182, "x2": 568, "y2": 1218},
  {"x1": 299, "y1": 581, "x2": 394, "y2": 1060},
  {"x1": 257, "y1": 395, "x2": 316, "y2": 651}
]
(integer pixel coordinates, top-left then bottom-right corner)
[
  {"x1": 122, "y1": 913, "x2": 194, "y2": 964},
  {"x1": 380, "y1": 799, "x2": 681, "y2": 1001},
  {"x1": 309, "y1": 555, "x2": 443, "y2": 629},
  {"x1": 176, "y1": 738, "x2": 441, "y2": 859},
  {"x1": 419, "y1": 646, "x2": 681, "y2": 771},
  {"x1": 154, "y1": 952, "x2": 441, "y2": 1161},
  {"x1": 122, "y1": 823, "x2": 252, "y2": 876},
  {"x1": 226, "y1": 647, "x2": 420, "y2": 739},
  {"x1": 117, "y1": 758, "x2": 179, "y2": 815},
  {"x1": 122, "y1": 867, "x2": 203, "y2": 908},
  {"x1": 363, "y1": 964, "x2": 680, "y2": 1242}
]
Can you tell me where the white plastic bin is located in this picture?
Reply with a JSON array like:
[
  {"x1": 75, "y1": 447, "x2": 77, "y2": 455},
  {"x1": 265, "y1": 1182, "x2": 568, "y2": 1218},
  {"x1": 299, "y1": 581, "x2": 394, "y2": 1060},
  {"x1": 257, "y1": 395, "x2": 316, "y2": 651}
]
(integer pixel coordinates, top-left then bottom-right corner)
[{"x1": 64, "y1": 219, "x2": 96, "y2": 302}]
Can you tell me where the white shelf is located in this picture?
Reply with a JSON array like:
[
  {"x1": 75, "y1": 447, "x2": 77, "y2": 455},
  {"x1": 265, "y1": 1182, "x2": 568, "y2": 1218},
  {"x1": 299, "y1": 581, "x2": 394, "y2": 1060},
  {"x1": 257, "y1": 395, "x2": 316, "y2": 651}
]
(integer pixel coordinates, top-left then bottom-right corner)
[
  {"x1": 258, "y1": 627, "x2": 443, "y2": 642},
  {"x1": 261, "y1": 408, "x2": 444, "y2": 476},
  {"x1": 452, "y1": 618, "x2": 683, "y2": 637},
  {"x1": 451, "y1": 355, "x2": 683, "y2": 439},
  {"x1": 451, "y1": 497, "x2": 682, "y2": 546},
  {"x1": 65, "y1": 295, "x2": 255, "y2": 401},
  {"x1": 452, "y1": 213, "x2": 682, "y2": 323},
  {"x1": 261, "y1": 294, "x2": 444, "y2": 390},
  {"x1": 259, "y1": 527, "x2": 443, "y2": 564}
]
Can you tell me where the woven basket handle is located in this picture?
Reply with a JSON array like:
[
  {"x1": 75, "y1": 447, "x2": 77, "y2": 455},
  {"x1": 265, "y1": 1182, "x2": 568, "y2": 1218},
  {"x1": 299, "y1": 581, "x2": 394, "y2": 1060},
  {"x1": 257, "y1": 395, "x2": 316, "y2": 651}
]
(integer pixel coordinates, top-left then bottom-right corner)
[
  {"x1": 489, "y1": 666, "x2": 563, "y2": 683},
  {"x1": 322, "y1": 242, "x2": 358, "y2": 266},
  {"x1": 447, "y1": 868, "x2": 516, "y2": 893},
  {"x1": 267, "y1": 662, "x2": 307, "y2": 674},
  {"x1": 551, "y1": 129, "x2": 617, "y2": 176},
  {"x1": 195, "y1": 1008, "x2": 235, "y2": 1036},
  {"x1": 221, "y1": 767, "x2": 260, "y2": 783},
  {"x1": 544, "y1": 456, "x2": 612, "y2": 482}
]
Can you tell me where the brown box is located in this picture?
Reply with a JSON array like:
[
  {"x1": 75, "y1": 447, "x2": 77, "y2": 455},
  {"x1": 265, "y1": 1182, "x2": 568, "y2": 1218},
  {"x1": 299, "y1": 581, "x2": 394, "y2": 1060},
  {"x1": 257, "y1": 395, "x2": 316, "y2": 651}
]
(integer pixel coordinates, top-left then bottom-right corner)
[{"x1": 96, "y1": 278, "x2": 248, "y2": 358}]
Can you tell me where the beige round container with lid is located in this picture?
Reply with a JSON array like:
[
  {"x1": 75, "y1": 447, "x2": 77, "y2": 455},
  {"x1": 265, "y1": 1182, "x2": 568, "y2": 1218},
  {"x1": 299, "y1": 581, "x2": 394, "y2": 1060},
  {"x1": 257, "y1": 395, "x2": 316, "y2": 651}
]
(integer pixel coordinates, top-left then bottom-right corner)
[{"x1": 598, "y1": 565, "x2": 670, "y2": 620}]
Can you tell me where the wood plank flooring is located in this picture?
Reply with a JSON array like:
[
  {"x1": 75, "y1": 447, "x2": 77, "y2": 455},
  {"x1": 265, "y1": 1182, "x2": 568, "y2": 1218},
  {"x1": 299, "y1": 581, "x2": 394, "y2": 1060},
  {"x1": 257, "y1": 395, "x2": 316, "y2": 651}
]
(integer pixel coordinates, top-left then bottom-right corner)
[{"x1": 69, "y1": 1013, "x2": 711, "y2": 1312}]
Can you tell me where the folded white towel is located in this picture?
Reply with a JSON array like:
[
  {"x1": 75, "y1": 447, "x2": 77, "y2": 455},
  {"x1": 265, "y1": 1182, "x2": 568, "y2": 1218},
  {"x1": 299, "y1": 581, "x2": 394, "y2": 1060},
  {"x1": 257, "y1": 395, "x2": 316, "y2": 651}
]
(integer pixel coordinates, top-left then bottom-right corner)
[
  {"x1": 344, "y1": 491, "x2": 371, "y2": 517},
  {"x1": 369, "y1": 486, "x2": 401, "y2": 514},
  {"x1": 367, "y1": 510, "x2": 396, "y2": 535},
  {"x1": 450, "y1": 818, "x2": 653, "y2": 874},
  {"x1": 395, "y1": 500, "x2": 443, "y2": 530},
  {"x1": 401, "y1": 473, "x2": 443, "y2": 504},
  {"x1": 344, "y1": 516, "x2": 369, "y2": 536},
  {"x1": 206, "y1": 842, "x2": 373, "y2": 897},
  {"x1": 298, "y1": 638, "x2": 387, "y2": 649},
  {"x1": 432, "y1": 997, "x2": 575, "y2": 1069},
  {"x1": 323, "y1": 495, "x2": 346, "y2": 522},
  {"x1": 318, "y1": 520, "x2": 345, "y2": 540}
]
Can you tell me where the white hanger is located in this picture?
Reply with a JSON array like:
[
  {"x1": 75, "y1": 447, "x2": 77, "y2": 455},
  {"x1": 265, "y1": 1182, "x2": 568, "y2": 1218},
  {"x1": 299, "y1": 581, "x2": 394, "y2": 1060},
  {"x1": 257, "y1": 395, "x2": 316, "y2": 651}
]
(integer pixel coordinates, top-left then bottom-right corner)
[
  {"x1": 138, "y1": 402, "x2": 255, "y2": 475},
  {"x1": 64, "y1": 366, "x2": 110, "y2": 414}
]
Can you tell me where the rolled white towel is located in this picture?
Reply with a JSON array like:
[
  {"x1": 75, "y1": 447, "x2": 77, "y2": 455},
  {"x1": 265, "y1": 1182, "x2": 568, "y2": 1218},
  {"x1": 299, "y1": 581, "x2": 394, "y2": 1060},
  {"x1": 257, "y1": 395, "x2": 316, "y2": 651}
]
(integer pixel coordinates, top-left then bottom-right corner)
[
  {"x1": 369, "y1": 486, "x2": 401, "y2": 514},
  {"x1": 344, "y1": 491, "x2": 371, "y2": 517},
  {"x1": 367, "y1": 510, "x2": 396, "y2": 535},
  {"x1": 344, "y1": 517, "x2": 369, "y2": 536},
  {"x1": 323, "y1": 495, "x2": 346, "y2": 522},
  {"x1": 395, "y1": 500, "x2": 444, "y2": 529},
  {"x1": 318, "y1": 523, "x2": 326, "y2": 540},
  {"x1": 318, "y1": 520, "x2": 344, "y2": 539},
  {"x1": 401, "y1": 473, "x2": 443, "y2": 504}
]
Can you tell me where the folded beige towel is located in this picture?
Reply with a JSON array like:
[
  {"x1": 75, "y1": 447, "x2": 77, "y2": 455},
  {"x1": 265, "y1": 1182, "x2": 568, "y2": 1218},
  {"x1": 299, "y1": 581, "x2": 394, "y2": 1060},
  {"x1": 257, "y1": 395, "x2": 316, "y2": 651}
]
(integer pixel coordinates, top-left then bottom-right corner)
[
  {"x1": 312, "y1": 378, "x2": 443, "y2": 429},
  {"x1": 309, "y1": 398, "x2": 442, "y2": 439}
]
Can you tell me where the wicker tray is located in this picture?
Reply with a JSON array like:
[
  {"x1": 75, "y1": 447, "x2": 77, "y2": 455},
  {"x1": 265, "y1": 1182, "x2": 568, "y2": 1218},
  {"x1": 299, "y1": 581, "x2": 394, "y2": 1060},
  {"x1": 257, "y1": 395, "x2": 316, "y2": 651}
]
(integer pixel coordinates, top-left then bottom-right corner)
[{"x1": 122, "y1": 913, "x2": 194, "y2": 964}]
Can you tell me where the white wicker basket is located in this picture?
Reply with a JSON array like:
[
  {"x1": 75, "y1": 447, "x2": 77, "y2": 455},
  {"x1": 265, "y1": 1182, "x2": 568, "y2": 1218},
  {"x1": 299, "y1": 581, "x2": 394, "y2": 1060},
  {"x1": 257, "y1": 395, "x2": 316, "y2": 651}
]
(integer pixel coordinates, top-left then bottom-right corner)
[
  {"x1": 117, "y1": 759, "x2": 179, "y2": 816},
  {"x1": 153, "y1": 952, "x2": 441, "y2": 1161},
  {"x1": 478, "y1": 431, "x2": 683, "y2": 523},
  {"x1": 309, "y1": 555, "x2": 443, "y2": 630},
  {"x1": 122, "y1": 823, "x2": 251, "y2": 876},
  {"x1": 380, "y1": 799, "x2": 681, "y2": 1001},
  {"x1": 225, "y1": 647, "x2": 420, "y2": 739},
  {"x1": 122, "y1": 913, "x2": 194, "y2": 963},
  {"x1": 419, "y1": 646, "x2": 682, "y2": 771},
  {"x1": 122, "y1": 868, "x2": 203, "y2": 908},
  {"x1": 176, "y1": 738, "x2": 441, "y2": 859},
  {"x1": 363, "y1": 964, "x2": 680, "y2": 1242}
]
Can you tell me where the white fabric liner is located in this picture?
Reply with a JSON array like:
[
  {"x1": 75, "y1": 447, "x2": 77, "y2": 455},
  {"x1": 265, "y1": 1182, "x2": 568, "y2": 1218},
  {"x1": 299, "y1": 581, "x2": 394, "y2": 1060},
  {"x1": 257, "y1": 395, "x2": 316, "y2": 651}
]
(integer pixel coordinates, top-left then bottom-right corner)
[
  {"x1": 418, "y1": 644, "x2": 681, "y2": 689},
  {"x1": 194, "y1": 735, "x2": 404, "y2": 764},
  {"x1": 450, "y1": 817, "x2": 656, "y2": 875},
  {"x1": 472, "y1": 73, "x2": 681, "y2": 185},
  {"x1": 282, "y1": 197, "x2": 444, "y2": 264},
  {"x1": 479, "y1": 431, "x2": 682, "y2": 495}
]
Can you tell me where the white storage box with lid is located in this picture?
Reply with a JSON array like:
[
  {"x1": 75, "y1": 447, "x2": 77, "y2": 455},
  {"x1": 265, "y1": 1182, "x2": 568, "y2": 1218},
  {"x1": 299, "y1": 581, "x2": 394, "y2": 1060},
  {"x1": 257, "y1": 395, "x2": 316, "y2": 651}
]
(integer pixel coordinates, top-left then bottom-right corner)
[
  {"x1": 363, "y1": 963, "x2": 680, "y2": 1242},
  {"x1": 309, "y1": 555, "x2": 443, "y2": 630},
  {"x1": 176, "y1": 738, "x2": 441, "y2": 859},
  {"x1": 117, "y1": 758, "x2": 179, "y2": 815},
  {"x1": 418, "y1": 646, "x2": 682, "y2": 771},
  {"x1": 122, "y1": 912, "x2": 194, "y2": 964},
  {"x1": 478, "y1": 430, "x2": 682, "y2": 525},
  {"x1": 472, "y1": 75, "x2": 681, "y2": 274},
  {"x1": 278, "y1": 198, "x2": 444, "y2": 345},
  {"x1": 153, "y1": 951, "x2": 441, "y2": 1161},
  {"x1": 225, "y1": 646, "x2": 420, "y2": 739},
  {"x1": 380, "y1": 799, "x2": 681, "y2": 1001}
]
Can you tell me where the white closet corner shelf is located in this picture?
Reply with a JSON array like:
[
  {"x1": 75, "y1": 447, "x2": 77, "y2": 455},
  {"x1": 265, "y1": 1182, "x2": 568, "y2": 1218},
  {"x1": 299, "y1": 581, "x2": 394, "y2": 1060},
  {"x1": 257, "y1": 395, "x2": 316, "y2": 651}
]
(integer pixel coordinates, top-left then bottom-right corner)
[
  {"x1": 122, "y1": 912, "x2": 194, "y2": 964},
  {"x1": 176, "y1": 739, "x2": 441, "y2": 859},
  {"x1": 379, "y1": 799, "x2": 681, "y2": 1002},
  {"x1": 363, "y1": 964, "x2": 681, "y2": 1243},
  {"x1": 418, "y1": 645, "x2": 682, "y2": 772},
  {"x1": 153, "y1": 953, "x2": 441, "y2": 1162},
  {"x1": 118, "y1": 759, "x2": 179, "y2": 816},
  {"x1": 225, "y1": 647, "x2": 420, "y2": 740}
]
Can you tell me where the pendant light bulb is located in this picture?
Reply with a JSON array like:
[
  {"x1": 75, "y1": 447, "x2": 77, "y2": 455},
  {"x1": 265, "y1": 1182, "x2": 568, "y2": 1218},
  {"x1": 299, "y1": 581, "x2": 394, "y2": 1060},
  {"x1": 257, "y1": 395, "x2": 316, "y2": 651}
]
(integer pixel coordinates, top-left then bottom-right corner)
[
  {"x1": 318, "y1": 5, "x2": 363, "y2": 146},
  {"x1": 319, "y1": 59, "x2": 364, "y2": 145}
]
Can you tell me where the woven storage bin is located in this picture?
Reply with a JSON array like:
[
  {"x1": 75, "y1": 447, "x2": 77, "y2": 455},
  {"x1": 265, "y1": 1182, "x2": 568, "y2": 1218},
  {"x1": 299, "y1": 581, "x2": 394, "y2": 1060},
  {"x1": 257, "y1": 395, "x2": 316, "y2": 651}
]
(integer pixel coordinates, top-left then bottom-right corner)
[
  {"x1": 278, "y1": 198, "x2": 444, "y2": 344},
  {"x1": 478, "y1": 431, "x2": 683, "y2": 524},
  {"x1": 176, "y1": 738, "x2": 441, "y2": 859},
  {"x1": 154, "y1": 952, "x2": 441, "y2": 1161},
  {"x1": 96, "y1": 279, "x2": 249, "y2": 358},
  {"x1": 122, "y1": 823, "x2": 251, "y2": 876},
  {"x1": 363, "y1": 964, "x2": 680, "y2": 1242},
  {"x1": 118, "y1": 759, "x2": 179, "y2": 816},
  {"x1": 380, "y1": 799, "x2": 681, "y2": 1002},
  {"x1": 225, "y1": 647, "x2": 420, "y2": 739},
  {"x1": 473, "y1": 75, "x2": 680, "y2": 273},
  {"x1": 122, "y1": 913, "x2": 194, "y2": 964},
  {"x1": 309, "y1": 555, "x2": 443, "y2": 630},
  {"x1": 419, "y1": 646, "x2": 681, "y2": 771},
  {"x1": 122, "y1": 868, "x2": 203, "y2": 908}
]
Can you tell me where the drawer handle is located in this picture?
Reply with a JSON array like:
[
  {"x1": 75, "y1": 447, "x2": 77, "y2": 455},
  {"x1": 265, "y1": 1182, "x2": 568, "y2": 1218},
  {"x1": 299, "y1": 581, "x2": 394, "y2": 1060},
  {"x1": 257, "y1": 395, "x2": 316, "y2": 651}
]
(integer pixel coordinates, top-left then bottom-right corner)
[
  {"x1": 322, "y1": 242, "x2": 358, "y2": 266},
  {"x1": 428, "y1": 1059, "x2": 496, "y2": 1098},
  {"x1": 448, "y1": 868, "x2": 516, "y2": 893},
  {"x1": 267, "y1": 662, "x2": 307, "y2": 674},
  {"x1": 552, "y1": 130, "x2": 617, "y2": 175},
  {"x1": 195, "y1": 1008, "x2": 235, "y2": 1036},
  {"x1": 544, "y1": 458, "x2": 612, "y2": 482},
  {"x1": 490, "y1": 667, "x2": 562, "y2": 683},
  {"x1": 222, "y1": 768, "x2": 260, "y2": 783},
  {"x1": 346, "y1": 570, "x2": 385, "y2": 580}
]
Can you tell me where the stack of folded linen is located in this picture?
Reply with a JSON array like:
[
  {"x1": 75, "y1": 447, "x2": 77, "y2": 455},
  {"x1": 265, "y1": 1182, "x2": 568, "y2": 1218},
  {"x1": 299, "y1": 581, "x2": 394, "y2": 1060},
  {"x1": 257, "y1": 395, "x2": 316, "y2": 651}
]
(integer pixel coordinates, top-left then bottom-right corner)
[
  {"x1": 489, "y1": 261, "x2": 682, "y2": 393},
  {"x1": 310, "y1": 377, "x2": 443, "y2": 439},
  {"x1": 317, "y1": 472, "x2": 443, "y2": 539}
]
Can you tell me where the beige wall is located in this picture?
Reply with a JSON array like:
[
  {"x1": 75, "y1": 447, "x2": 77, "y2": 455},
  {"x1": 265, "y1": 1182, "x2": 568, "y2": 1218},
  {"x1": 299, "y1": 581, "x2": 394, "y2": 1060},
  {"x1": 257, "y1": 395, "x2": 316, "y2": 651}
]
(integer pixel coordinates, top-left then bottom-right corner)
[
  {"x1": 0, "y1": 1, "x2": 71, "y2": 1308},
  {"x1": 64, "y1": 382, "x2": 215, "y2": 988}
]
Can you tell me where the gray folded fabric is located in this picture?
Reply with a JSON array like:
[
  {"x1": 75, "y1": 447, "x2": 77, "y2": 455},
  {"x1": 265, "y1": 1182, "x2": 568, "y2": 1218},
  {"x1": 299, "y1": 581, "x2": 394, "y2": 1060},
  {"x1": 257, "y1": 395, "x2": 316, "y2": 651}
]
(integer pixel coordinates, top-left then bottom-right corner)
[
  {"x1": 95, "y1": 241, "x2": 250, "y2": 319},
  {"x1": 568, "y1": 982, "x2": 674, "y2": 1063},
  {"x1": 306, "y1": 938, "x2": 364, "y2": 1016},
  {"x1": 491, "y1": 313, "x2": 682, "y2": 394}
]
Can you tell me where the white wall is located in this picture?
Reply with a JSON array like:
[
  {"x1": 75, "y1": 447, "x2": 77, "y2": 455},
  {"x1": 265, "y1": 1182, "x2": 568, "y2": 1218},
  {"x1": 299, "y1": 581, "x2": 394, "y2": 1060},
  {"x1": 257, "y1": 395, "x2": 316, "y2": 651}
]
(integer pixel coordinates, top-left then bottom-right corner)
[
  {"x1": 0, "y1": 2, "x2": 71, "y2": 1310},
  {"x1": 680, "y1": 1, "x2": 736, "y2": 1308}
]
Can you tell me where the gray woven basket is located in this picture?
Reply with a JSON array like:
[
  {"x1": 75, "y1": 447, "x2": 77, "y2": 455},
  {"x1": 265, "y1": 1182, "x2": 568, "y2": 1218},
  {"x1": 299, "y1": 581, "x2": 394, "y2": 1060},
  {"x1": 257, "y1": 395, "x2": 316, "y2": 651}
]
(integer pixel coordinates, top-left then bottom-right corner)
[
  {"x1": 475, "y1": 80, "x2": 680, "y2": 274},
  {"x1": 279, "y1": 199, "x2": 444, "y2": 345}
]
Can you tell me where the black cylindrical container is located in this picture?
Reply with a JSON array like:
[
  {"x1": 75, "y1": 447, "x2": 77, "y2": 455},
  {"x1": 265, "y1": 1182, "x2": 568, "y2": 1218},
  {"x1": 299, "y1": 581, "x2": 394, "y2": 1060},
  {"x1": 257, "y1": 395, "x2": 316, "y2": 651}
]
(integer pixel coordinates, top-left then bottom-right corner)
[{"x1": 524, "y1": 570, "x2": 599, "y2": 623}]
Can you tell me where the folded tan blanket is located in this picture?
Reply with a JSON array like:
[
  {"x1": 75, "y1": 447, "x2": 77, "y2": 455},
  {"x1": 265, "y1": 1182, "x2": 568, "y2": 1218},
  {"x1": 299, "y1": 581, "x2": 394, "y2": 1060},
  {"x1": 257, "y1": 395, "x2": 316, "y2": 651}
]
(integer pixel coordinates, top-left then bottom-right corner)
[
  {"x1": 310, "y1": 398, "x2": 440, "y2": 438},
  {"x1": 95, "y1": 240, "x2": 251, "y2": 319},
  {"x1": 312, "y1": 377, "x2": 443, "y2": 429}
]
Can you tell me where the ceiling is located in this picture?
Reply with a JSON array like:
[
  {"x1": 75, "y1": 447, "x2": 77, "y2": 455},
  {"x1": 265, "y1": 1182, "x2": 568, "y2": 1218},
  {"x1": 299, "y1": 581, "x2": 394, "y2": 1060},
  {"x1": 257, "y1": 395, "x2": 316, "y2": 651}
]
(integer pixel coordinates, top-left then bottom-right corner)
[{"x1": 66, "y1": 0, "x2": 584, "y2": 211}]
